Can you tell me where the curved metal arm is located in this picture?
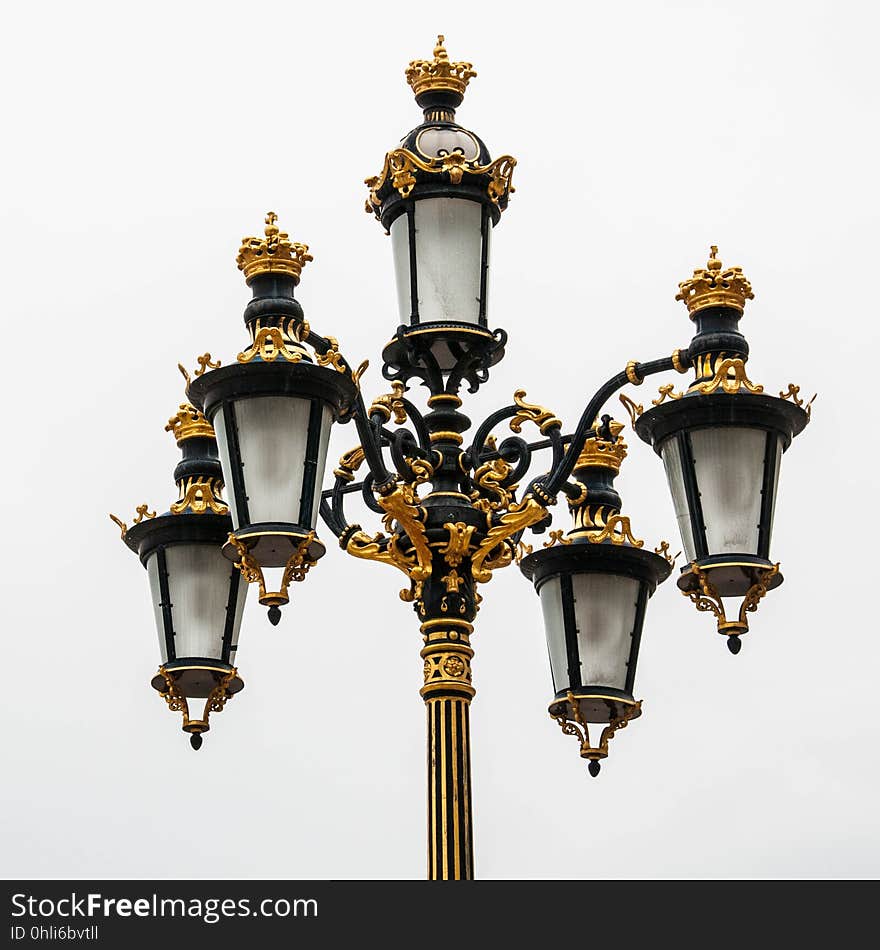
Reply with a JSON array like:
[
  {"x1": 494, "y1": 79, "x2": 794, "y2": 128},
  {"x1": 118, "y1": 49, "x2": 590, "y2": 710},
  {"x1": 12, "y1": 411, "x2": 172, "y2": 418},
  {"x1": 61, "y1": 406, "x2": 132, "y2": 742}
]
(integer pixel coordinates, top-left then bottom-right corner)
[{"x1": 542, "y1": 352, "x2": 688, "y2": 496}]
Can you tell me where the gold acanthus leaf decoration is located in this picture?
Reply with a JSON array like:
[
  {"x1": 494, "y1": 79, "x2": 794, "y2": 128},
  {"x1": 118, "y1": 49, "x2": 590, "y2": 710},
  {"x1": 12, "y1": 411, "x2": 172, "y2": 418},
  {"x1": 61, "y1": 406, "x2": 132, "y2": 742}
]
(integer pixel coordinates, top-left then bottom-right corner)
[
  {"x1": 543, "y1": 529, "x2": 573, "y2": 549},
  {"x1": 471, "y1": 496, "x2": 550, "y2": 584},
  {"x1": 334, "y1": 446, "x2": 366, "y2": 483},
  {"x1": 510, "y1": 390, "x2": 562, "y2": 435},
  {"x1": 619, "y1": 393, "x2": 644, "y2": 427},
  {"x1": 441, "y1": 522, "x2": 477, "y2": 568},
  {"x1": 696, "y1": 357, "x2": 763, "y2": 395},
  {"x1": 585, "y1": 513, "x2": 644, "y2": 548},
  {"x1": 369, "y1": 381, "x2": 408, "y2": 425},
  {"x1": 238, "y1": 322, "x2": 307, "y2": 364},
  {"x1": 471, "y1": 457, "x2": 516, "y2": 511},
  {"x1": 170, "y1": 477, "x2": 228, "y2": 516}
]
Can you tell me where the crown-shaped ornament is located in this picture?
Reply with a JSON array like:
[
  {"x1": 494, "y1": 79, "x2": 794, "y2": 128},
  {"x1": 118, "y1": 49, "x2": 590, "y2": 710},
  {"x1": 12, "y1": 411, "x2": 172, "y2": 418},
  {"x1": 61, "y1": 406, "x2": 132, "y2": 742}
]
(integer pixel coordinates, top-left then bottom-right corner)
[
  {"x1": 165, "y1": 404, "x2": 215, "y2": 444},
  {"x1": 236, "y1": 212, "x2": 313, "y2": 285},
  {"x1": 406, "y1": 35, "x2": 477, "y2": 100},
  {"x1": 676, "y1": 246, "x2": 754, "y2": 316},
  {"x1": 574, "y1": 419, "x2": 628, "y2": 473}
]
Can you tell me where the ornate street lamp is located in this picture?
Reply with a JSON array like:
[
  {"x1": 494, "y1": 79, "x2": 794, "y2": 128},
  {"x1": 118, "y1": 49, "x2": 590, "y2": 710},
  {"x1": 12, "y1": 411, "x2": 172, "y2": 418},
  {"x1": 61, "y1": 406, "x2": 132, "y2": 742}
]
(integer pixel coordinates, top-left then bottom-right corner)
[
  {"x1": 110, "y1": 404, "x2": 246, "y2": 749},
  {"x1": 520, "y1": 419, "x2": 674, "y2": 776},
  {"x1": 633, "y1": 247, "x2": 813, "y2": 653},
  {"x1": 114, "y1": 37, "x2": 813, "y2": 877}
]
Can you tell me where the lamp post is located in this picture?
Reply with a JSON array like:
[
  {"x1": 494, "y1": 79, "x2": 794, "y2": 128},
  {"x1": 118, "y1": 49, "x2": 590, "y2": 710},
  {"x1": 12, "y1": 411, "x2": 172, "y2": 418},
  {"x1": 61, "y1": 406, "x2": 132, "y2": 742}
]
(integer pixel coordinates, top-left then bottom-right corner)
[{"x1": 110, "y1": 36, "x2": 813, "y2": 879}]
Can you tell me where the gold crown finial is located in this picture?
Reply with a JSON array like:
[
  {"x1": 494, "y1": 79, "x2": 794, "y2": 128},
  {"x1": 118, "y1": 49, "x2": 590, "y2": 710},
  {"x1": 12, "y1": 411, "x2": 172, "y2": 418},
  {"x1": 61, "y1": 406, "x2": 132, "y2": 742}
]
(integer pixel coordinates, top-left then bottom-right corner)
[
  {"x1": 165, "y1": 404, "x2": 215, "y2": 444},
  {"x1": 675, "y1": 245, "x2": 754, "y2": 316},
  {"x1": 574, "y1": 420, "x2": 628, "y2": 473},
  {"x1": 405, "y1": 35, "x2": 477, "y2": 101},
  {"x1": 236, "y1": 212, "x2": 313, "y2": 285}
]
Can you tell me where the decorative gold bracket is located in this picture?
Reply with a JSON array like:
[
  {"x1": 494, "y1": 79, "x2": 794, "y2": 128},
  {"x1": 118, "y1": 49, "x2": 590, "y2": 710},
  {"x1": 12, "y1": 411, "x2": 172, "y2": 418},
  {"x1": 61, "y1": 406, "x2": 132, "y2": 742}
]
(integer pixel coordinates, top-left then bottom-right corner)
[
  {"x1": 156, "y1": 667, "x2": 238, "y2": 737},
  {"x1": 228, "y1": 532, "x2": 317, "y2": 606},
  {"x1": 682, "y1": 561, "x2": 780, "y2": 637},
  {"x1": 471, "y1": 496, "x2": 549, "y2": 583},
  {"x1": 551, "y1": 691, "x2": 642, "y2": 764},
  {"x1": 510, "y1": 390, "x2": 562, "y2": 434}
]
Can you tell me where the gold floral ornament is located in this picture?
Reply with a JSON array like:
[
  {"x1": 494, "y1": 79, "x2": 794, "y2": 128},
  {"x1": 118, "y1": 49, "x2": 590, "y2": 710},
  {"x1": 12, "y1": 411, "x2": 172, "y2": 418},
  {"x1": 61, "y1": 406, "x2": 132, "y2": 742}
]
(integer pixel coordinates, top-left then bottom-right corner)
[
  {"x1": 406, "y1": 35, "x2": 477, "y2": 99},
  {"x1": 178, "y1": 353, "x2": 220, "y2": 387},
  {"x1": 676, "y1": 246, "x2": 755, "y2": 316},
  {"x1": 779, "y1": 383, "x2": 817, "y2": 418},
  {"x1": 108, "y1": 504, "x2": 156, "y2": 540},
  {"x1": 236, "y1": 212, "x2": 313, "y2": 285},
  {"x1": 696, "y1": 356, "x2": 763, "y2": 395}
]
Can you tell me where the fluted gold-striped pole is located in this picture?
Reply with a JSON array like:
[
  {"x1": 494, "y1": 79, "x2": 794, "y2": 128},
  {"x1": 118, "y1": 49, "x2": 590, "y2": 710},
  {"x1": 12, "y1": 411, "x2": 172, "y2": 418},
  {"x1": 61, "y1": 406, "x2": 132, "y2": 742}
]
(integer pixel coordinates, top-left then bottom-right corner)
[{"x1": 421, "y1": 618, "x2": 475, "y2": 880}]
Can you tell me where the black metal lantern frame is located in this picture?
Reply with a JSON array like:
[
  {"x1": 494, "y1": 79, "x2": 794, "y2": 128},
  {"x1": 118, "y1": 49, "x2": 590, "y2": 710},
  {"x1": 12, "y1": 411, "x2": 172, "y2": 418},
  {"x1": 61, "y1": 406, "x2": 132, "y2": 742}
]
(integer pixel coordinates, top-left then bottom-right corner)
[{"x1": 115, "y1": 37, "x2": 815, "y2": 879}]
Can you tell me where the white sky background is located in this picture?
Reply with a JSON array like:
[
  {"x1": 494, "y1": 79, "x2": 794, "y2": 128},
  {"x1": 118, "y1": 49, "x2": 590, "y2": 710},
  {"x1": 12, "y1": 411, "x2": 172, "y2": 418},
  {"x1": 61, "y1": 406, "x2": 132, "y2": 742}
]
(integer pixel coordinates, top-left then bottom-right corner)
[{"x1": 1, "y1": 1, "x2": 877, "y2": 879}]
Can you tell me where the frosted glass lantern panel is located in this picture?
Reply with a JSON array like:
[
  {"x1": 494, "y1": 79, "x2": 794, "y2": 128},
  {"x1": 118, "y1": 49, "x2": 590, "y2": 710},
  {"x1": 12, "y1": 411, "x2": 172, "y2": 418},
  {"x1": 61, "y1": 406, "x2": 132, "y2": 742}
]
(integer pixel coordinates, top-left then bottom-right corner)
[
  {"x1": 690, "y1": 427, "x2": 772, "y2": 555},
  {"x1": 414, "y1": 198, "x2": 484, "y2": 324},
  {"x1": 216, "y1": 398, "x2": 332, "y2": 528},
  {"x1": 539, "y1": 576, "x2": 569, "y2": 693},
  {"x1": 147, "y1": 553, "x2": 169, "y2": 663},
  {"x1": 660, "y1": 436, "x2": 697, "y2": 561},
  {"x1": 390, "y1": 214, "x2": 412, "y2": 325},
  {"x1": 571, "y1": 573, "x2": 640, "y2": 691}
]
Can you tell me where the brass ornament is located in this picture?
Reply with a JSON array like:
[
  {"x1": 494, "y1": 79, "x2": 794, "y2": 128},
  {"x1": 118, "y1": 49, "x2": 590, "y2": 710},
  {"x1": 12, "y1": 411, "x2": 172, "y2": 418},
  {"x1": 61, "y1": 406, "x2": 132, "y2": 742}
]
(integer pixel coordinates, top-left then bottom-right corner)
[
  {"x1": 779, "y1": 383, "x2": 817, "y2": 418},
  {"x1": 170, "y1": 477, "x2": 228, "y2": 516},
  {"x1": 654, "y1": 541, "x2": 680, "y2": 566},
  {"x1": 695, "y1": 356, "x2": 763, "y2": 395},
  {"x1": 228, "y1": 532, "x2": 317, "y2": 606},
  {"x1": 681, "y1": 561, "x2": 780, "y2": 637},
  {"x1": 551, "y1": 691, "x2": 642, "y2": 763},
  {"x1": 676, "y1": 245, "x2": 754, "y2": 315},
  {"x1": 334, "y1": 446, "x2": 366, "y2": 483},
  {"x1": 165, "y1": 403, "x2": 215, "y2": 444},
  {"x1": 369, "y1": 381, "x2": 408, "y2": 425},
  {"x1": 573, "y1": 420, "x2": 627, "y2": 473},
  {"x1": 156, "y1": 667, "x2": 239, "y2": 736},
  {"x1": 585, "y1": 513, "x2": 644, "y2": 548},
  {"x1": 406, "y1": 35, "x2": 477, "y2": 99},
  {"x1": 178, "y1": 353, "x2": 220, "y2": 387},
  {"x1": 510, "y1": 389, "x2": 562, "y2": 434},
  {"x1": 108, "y1": 504, "x2": 156, "y2": 540},
  {"x1": 672, "y1": 348, "x2": 688, "y2": 374},
  {"x1": 625, "y1": 361, "x2": 644, "y2": 386},
  {"x1": 237, "y1": 322, "x2": 307, "y2": 364},
  {"x1": 652, "y1": 383, "x2": 684, "y2": 406},
  {"x1": 315, "y1": 336, "x2": 347, "y2": 373},
  {"x1": 237, "y1": 211, "x2": 313, "y2": 284},
  {"x1": 618, "y1": 393, "x2": 644, "y2": 426},
  {"x1": 441, "y1": 522, "x2": 477, "y2": 568},
  {"x1": 470, "y1": 496, "x2": 549, "y2": 583},
  {"x1": 365, "y1": 149, "x2": 516, "y2": 214},
  {"x1": 470, "y1": 457, "x2": 516, "y2": 512}
]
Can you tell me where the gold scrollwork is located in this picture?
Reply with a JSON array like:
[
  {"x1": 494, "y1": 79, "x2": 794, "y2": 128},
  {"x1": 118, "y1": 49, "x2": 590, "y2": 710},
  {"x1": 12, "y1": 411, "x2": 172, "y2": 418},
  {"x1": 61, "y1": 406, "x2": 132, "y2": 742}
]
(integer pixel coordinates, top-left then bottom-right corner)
[
  {"x1": 366, "y1": 148, "x2": 517, "y2": 210},
  {"x1": 108, "y1": 504, "x2": 156, "y2": 540},
  {"x1": 682, "y1": 561, "x2": 780, "y2": 635},
  {"x1": 227, "y1": 532, "x2": 317, "y2": 605},
  {"x1": 619, "y1": 393, "x2": 644, "y2": 426},
  {"x1": 586, "y1": 513, "x2": 644, "y2": 548},
  {"x1": 543, "y1": 529, "x2": 572, "y2": 549},
  {"x1": 441, "y1": 522, "x2": 476, "y2": 568},
  {"x1": 551, "y1": 691, "x2": 642, "y2": 763},
  {"x1": 315, "y1": 335, "x2": 347, "y2": 373},
  {"x1": 652, "y1": 383, "x2": 683, "y2": 406},
  {"x1": 156, "y1": 667, "x2": 239, "y2": 735},
  {"x1": 654, "y1": 541, "x2": 680, "y2": 566},
  {"x1": 470, "y1": 496, "x2": 549, "y2": 583},
  {"x1": 178, "y1": 353, "x2": 221, "y2": 387},
  {"x1": 370, "y1": 381, "x2": 408, "y2": 425},
  {"x1": 237, "y1": 324, "x2": 305, "y2": 364},
  {"x1": 510, "y1": 389, "x2": 562, "y2": 434},
  {"x1": 696, "y1": 357, "x2": 764, "y2": 395},
  {"x1": 334, "y1": 446, "x2": 366, "y2": 483},
  {"x1": 470, "y1": 457, "x2": 516, "y2": 512},
  {"x1": 779, "y1": 383, "x2": 817, "y2": 418},
  {"x1": 170, "y1": 477, "x2": 228, "y2": 516}
]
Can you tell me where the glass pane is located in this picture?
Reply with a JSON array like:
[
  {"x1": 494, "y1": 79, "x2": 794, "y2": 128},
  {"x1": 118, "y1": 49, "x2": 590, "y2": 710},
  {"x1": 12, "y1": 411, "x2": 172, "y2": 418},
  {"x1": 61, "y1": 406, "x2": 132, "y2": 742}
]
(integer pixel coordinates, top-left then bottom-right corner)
[
  {"x1": 227, "y1": 571, "x2": 247, "y2": 664},
  {"x1": 213, "y1": 406, "x2": 239, "y2": 527},
  {"x1": 390, "y1": 213, "x2": 412, "y2": 326},
  {"x1": 146, "y1": 552, "x2": 169, "y2": 664},
  {"x1": 414, "y1": 198, "x2": 483, "y2": 324},
  {"x1": 308, "y1": 405, "x2": 334, "y2": 530},
  {"x1": 165, "y1": 544, "x2": 234, "y2": 660},
  {"x1": 234, "y1": 396, "x2": 312, "y2": 525},
  {"x1": 660, "y1": 436, "x2": 697, "y2": 561},
  {"x1": 766, "y1": 434, "x2": 783, "y2": 543},
  {"x1": 571, "y1": 573, "x2": 640, "y2": 691},
  {"x1": 538, "y1": 576, "x2": 569, "y2": 694},
  {"x1": 691, "y1": 427, "x2": 766, "y2": 555},
  {"x1": 415, "y1": 127, "x2": 480, "y2": 161}
]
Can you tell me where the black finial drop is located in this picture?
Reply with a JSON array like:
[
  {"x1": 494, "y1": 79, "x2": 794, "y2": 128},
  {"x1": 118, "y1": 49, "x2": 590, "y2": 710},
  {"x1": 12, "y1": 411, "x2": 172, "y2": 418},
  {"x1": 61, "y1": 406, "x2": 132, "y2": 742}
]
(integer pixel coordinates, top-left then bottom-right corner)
[
  {"x1": 268, "y1": 605, "x2": 282, "y2": 626},
  {"x1": 588, "y1": 760, "x2": 601, "y2": 777},
  {"x1": 727, "y1": 635, "x2": 742, "y2": 655},
  {"x1": 190, "y1": 733, "x2": 203, "y2": 751}
]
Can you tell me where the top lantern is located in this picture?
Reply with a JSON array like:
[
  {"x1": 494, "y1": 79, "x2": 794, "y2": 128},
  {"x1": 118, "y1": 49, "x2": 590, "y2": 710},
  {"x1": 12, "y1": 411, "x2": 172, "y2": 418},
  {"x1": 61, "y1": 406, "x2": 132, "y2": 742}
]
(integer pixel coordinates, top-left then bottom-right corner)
[{"x1": 365, "y1": 37, "x2": 517, "y2": 374}]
